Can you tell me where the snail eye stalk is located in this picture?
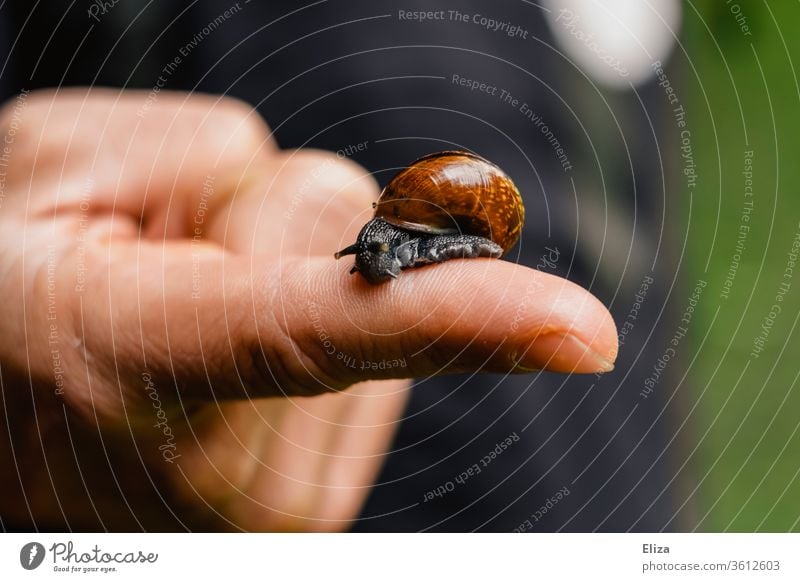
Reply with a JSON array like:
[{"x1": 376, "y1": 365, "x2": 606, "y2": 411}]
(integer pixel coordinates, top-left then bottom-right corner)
[{"x1": 334, "y1": 244, "x2": 359, "y2": 260}]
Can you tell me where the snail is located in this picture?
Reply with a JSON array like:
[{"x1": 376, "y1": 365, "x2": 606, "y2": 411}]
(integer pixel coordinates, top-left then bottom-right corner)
[{"x1": 335, "y1": 150, "x2": 525, "y2": 284}]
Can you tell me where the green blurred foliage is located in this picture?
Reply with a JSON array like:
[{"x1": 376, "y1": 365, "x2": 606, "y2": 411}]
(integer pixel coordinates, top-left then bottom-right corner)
[{"x1": 684, "y1": 0, "x2": 800, "y2": 531}]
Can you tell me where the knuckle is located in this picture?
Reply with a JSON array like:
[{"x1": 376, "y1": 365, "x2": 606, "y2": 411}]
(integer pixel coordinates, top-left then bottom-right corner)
[
  {"x1": 216, "y1": 94, "x2": 269, "y2": 131},
  {"x1": 277, "y1": 149, "x2": 379, "y2": 206},
  {"x1": 257, "y1": 311, "x2": 352, "y2": 396},
  {"x1": 196, "y1": 94, "x2": 274, "y2": 157}
]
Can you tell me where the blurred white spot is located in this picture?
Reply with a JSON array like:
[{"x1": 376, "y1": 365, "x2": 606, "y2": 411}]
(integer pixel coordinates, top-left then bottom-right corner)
[{"x1": 544, "y1": 0, "x2": 681, "y2": 89}]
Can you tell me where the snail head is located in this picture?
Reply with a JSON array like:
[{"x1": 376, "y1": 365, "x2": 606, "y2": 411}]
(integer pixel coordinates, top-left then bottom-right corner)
[{"x1": 334, "y1": 218, "x2": 404, "y2": 284}]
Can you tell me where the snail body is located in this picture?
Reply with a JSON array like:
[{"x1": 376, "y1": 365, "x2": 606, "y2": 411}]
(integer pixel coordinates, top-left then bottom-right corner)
[{"x1": 335, "y1": 151, "x2": 525, "y2": 284}]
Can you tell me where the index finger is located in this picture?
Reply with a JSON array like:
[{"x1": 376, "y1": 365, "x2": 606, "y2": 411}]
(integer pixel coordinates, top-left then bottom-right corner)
[{"x1": 278, "y1": 257, "x2": 618, "y2": 388}]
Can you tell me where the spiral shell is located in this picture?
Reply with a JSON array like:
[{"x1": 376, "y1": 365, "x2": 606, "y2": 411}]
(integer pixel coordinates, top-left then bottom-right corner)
[{"x1": 373, "y1": 150, "x2": 524, "y2": 253}]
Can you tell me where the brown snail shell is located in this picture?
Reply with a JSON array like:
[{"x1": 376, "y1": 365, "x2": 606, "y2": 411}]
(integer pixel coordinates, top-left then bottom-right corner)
[
  {"x1": 373, "y1": 150, "x2": 524, "y2": 253},
  {"x1": 335, "y1": 150, "x2": 525, "y2": 283}
]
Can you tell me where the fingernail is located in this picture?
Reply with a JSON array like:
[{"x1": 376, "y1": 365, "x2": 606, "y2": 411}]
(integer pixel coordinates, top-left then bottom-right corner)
[{"x1": 519, "y1": 332, "x2": 615, "y2": 374}]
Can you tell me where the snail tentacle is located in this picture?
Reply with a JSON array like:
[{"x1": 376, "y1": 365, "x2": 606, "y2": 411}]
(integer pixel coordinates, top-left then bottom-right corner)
[{"x1": 334, "y1": 243, "x2": 359, "y2": 260}]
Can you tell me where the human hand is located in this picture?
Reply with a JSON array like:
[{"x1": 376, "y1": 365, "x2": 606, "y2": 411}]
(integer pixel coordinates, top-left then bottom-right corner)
[{"x1": 0, "y1": 89, "x2": 617, "y2": 531}]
